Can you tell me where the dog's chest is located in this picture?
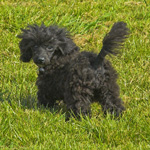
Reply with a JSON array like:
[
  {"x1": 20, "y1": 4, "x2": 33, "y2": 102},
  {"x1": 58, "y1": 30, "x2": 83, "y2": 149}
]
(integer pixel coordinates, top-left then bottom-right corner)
[{"x1": 37, "y1": 67, "x2": 68, "y2": 90}]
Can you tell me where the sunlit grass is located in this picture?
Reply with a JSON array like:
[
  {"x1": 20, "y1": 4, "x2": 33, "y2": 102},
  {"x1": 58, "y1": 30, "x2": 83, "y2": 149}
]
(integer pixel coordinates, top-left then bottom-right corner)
[{"x1": 0, "y1": 0, "x2": 150, "y2": 149}]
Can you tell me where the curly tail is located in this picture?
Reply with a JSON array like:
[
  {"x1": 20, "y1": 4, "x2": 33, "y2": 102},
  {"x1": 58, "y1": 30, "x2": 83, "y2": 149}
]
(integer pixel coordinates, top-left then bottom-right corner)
[{"x1": 95, "y1": 21, "x2": 129, "y2": 67}]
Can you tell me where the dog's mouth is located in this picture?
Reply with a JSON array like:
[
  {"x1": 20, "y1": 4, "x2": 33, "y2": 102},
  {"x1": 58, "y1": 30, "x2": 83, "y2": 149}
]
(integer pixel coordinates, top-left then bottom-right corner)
[{"x1": 37, "y1": 64, "x2": 45, "y2": 67}]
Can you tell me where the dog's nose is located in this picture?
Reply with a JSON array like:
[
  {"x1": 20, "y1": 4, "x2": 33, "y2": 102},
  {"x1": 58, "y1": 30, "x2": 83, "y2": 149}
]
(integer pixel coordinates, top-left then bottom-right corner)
[{"x1": 38, "y1": 57, "x2": 45, "y2": 64}]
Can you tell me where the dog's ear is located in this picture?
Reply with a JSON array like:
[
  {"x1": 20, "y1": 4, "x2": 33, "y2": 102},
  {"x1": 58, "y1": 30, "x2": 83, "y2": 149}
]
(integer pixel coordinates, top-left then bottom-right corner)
[
  {"x1": 57, "y1": 42, "x2": 66, "y2": 55},
  {"x1": 19, "y1": 39, "x2": 32, "y2": 62},
  {"x1": 57, "y1": 41, "x2": 79, "y2": 55}
]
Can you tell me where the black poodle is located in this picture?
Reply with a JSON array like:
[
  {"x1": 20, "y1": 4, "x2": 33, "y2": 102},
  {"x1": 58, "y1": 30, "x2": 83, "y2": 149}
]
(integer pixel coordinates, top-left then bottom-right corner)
[{"x1": 18, "y1": 22, "x2": 129, "y2": 119}]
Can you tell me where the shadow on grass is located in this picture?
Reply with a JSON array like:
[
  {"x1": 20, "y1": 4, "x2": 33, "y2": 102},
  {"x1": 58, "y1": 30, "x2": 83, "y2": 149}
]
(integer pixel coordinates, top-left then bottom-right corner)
[
  {"x1": 20, "y1": 95, "x2": 67, "y2": 116},
  {"x1": 0, "y1": 89, "x2": 67, "y2": 115}
]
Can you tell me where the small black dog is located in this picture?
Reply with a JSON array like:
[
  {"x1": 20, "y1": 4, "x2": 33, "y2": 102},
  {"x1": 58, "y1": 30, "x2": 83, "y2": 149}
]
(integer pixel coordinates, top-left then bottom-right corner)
[{"x1": 18, "y1": 22, "x2": 129, "y2": 119}]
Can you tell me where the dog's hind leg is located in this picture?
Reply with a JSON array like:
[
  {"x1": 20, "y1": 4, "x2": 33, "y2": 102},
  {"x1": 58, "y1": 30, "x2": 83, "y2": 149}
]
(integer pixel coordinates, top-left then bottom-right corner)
[
  {"x1": 101, "y1": 95, "x2": 125, "y2": 117},
  {"x1": 95, "y1": 83, "x2": 125, "y2": 117}
]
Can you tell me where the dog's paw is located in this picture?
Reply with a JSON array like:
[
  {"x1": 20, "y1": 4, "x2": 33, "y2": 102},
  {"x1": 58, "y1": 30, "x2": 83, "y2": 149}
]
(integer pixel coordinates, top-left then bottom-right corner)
[{"x1": 103, "y1": 104, "x2": 125, "y2": 117}]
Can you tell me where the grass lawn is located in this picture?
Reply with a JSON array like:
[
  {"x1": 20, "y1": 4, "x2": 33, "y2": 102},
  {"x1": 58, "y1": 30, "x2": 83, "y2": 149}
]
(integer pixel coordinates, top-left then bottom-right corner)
[{"x1": 0, "y1": 0, "x2": 150, "y2": 149}]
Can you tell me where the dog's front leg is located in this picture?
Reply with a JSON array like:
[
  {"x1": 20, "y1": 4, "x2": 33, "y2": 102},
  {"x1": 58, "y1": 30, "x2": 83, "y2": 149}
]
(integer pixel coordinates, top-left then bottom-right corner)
[{"x1": 37, "y1": 89, "x2": 56, "y2": 108}]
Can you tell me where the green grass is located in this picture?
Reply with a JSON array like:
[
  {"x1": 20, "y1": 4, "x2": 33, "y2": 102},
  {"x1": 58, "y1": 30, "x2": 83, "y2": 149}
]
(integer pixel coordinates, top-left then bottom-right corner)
[{"x1": 0, "y1": 0, "x2": 150, "y2": 149}]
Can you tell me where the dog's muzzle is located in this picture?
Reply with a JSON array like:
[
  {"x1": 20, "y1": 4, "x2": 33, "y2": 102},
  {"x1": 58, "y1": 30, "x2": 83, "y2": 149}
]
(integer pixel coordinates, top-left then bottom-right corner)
[{"x1": 37, "y1": 57, "x2": 45, "y2": 64}]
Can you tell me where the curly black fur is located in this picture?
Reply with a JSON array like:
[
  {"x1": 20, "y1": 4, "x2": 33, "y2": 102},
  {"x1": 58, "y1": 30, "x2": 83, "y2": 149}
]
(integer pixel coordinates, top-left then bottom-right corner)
[{"x1": 18, "y1": 22, "x2": 129, "y2": 119}]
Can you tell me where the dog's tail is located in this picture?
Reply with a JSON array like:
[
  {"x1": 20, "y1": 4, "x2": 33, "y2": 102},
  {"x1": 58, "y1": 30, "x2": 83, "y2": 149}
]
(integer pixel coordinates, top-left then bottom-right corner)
[{"x1": 95, "y1": 22, "x2": 129, "y2": 67}]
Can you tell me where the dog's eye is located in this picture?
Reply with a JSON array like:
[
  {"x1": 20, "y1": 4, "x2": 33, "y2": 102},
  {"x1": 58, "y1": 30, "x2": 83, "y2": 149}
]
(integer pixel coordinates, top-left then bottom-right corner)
[
  {"x1": 47, "y1": 45, "x2": 53, "y2": 52},
  {"x1": 34, "y1": 45, "x2": 38, "y2": 48},
  {"x1": 32, "y1": 45, "x2": 38, "y2": 50}
]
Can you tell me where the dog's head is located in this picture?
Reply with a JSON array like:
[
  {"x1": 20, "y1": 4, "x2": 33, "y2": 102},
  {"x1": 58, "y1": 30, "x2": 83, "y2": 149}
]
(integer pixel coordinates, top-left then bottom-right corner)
[{"x1": 18, "y1": 24, "x2": 79, "y2": 67}]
